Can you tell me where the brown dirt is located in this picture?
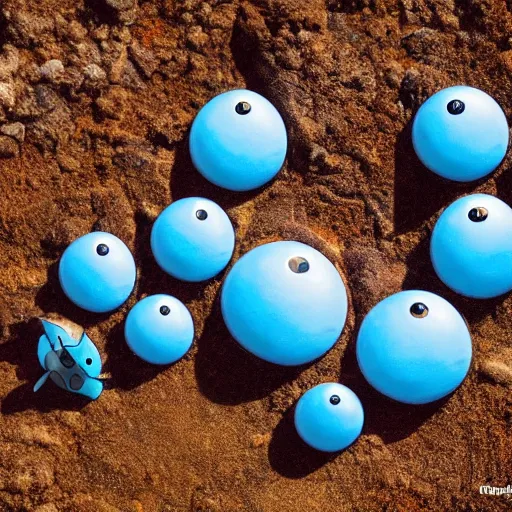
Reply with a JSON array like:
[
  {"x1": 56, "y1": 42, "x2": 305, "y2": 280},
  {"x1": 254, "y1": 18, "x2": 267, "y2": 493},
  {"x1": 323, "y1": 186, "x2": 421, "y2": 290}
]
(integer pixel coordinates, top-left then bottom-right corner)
[{"x1": 0, "y1": 0, "x2": 512, "y2": 510}]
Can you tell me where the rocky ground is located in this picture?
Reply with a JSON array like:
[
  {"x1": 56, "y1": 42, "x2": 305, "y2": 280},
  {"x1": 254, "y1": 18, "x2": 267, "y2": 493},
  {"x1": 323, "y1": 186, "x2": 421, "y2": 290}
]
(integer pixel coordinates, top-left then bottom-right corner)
[{"x1": 0, "y1": 0, "x2": 511, "y2": 510}]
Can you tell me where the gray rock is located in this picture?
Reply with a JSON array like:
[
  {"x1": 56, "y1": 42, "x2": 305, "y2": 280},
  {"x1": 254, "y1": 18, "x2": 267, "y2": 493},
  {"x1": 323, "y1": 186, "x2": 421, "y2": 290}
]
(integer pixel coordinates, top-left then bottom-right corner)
[
  {"x1": 35, "y1": 84, "x2": 59, "y2": 111},
  {"x1": 39, "y1": 59, "x2": 64, "y2": 82},
  {"x1": 0, "y1": 122, "x2": 25, "y2": 142}
]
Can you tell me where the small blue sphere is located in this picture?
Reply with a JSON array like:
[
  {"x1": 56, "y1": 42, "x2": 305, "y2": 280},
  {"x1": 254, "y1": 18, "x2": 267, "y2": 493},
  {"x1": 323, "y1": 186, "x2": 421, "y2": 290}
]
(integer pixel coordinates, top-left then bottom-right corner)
[
  {"x1": 294, "y1": 383, "x2": 364, "y2": 452},
  {"x1": 357, "y1": 291, "x2": 472, "y2": 405},
  {"x1": 221, "y1": 241, "x2": 348, "y2": 366},
  {"x1": 124, "y1": 294, "x2": 194, "y2": 365},
  {"x1": 412, "y1": 86, "x2": 509, "y2": 182},
  {"x1": 189, "y1": 89, "x2": 287, "y2": 191},
  {"x1": 151, "y1": 197, "x2": 235, "y2": 282},
  {"x1": 431, "y1": 194, "x2": 512, "y2": 298},
  {"x1": 59, "y1": 232, "x2": 136, "y2": 313}
]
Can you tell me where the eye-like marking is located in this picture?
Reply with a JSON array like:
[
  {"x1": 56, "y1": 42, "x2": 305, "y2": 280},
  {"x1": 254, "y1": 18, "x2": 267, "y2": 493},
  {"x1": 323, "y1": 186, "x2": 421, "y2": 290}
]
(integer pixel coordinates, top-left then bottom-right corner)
[
  {"x1": 447, "y1": 99, "x2": 465, "y2": 115},
  {"x1": 235, "y1": 101, "x2": 251, "y2": 115},
  {"x1": 468, "y1": 206, "x2": 488, "y2": 222},
  {"x1": 410, "y1": 302, "x2": 428, "y2": 318},
  {"x1": 189, "y1": 89, "x2": 287, "y2": 191},
  {"x1": 59, "y1": 232, "x2": 136, "y2": 313},
  {"x1": 329, "y1": 394, "x2": 341, "y2": 405},
  {"x1": 86, "y1": 357, "x2": 93, "y2": 365},
  {"x1": 151, "y1": 198, "x2": 234, "y2": 282},
  {"x1": 159, "y1": 305, "x2": 170, "y2": 316},
  {"x1": 357, "y1": 290, "x2": 472, "y2": 404},
  {"x1": 96, "y1": 243, "x2": 109, "y2": 256},
  {"x1": 195, "y1": 209, "x2": 208, "y2": 221},
  {"x1": 431, "y1": 194, "x2": 512, "y2": 298},
  {"x1": 412, "y1": 86, "x2": 509, "y2": 182},
  {"x1": 295, "y1": 383, "x2": 364, "y2": 452},
  {"x1": 288, "y1": 256, "x2": 309, "y2": 274}
]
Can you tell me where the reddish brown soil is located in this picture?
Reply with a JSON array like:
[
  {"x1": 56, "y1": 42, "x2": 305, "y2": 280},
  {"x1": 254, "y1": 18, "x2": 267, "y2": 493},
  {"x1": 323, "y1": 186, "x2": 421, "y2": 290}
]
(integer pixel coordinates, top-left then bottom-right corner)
[{"x1": 0, "y1": 0, "x2": 512, "y2": 510}]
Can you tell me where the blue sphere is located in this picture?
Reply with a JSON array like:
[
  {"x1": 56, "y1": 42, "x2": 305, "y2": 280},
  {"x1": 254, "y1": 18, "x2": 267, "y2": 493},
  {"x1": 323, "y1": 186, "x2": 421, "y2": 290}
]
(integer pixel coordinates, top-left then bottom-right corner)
[
  {"x1": 59, "y1": 232, "x2": 136, "y2": 313},
  {"x1": 151, "y1": 197, "x2": 235, "y2": 282},
  {"x1": 124, "y1": 294, "x2": 194, "y2": 365},
  {"x1": 357, "y1": 291, "x2": 472, "y2": 405},
  {"x1": 412, "y1": 86, "x2": 508, "y2": 182},
  {"x1": 294, "y1": 383, "x2": 364, "y2": 452},
  {"x1": 431, "y1": 194, "x2": 512, "y2": 298},
  {"x1": 189, "y1": 89, "x2": 287, "y2": 191},
  {"x1": 221, "y1": 241, "x2": 348, "y2": 366}
]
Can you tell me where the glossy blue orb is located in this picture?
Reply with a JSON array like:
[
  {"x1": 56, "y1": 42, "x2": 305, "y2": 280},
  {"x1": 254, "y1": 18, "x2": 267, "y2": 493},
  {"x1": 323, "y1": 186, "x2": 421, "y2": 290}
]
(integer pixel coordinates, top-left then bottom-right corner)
[
  {"x1": 189, "y1": 89, "x2": 287, "y2": 191},
  {"x1": 412, "y1": 86, "x2": 509, "y2": 182},
  {"x1": 124, "y1": 294, "x2": 194, "y2": 365},
  {"x1": 431, "y1": 194, "x2": 512, "y2": 298},
  {"x1": 151, "y1": 197, "x2": 235, "y2": 282},
  {"x1": 294, "y1": 383, "x2": 364, "y2": 452},
  {"x1": 59, "y1": 232, "x2": 136, "y2": 313},
  {"x1": 221, "y1": 241, "x2": 348, "y2": 366},
  {"x1": 357, "y1": 291, "x2": 472, "y2": 405}
]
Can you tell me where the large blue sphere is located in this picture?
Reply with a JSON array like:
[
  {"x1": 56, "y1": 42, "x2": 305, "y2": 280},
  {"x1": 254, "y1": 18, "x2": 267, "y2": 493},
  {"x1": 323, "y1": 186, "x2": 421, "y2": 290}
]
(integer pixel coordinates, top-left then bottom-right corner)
[
  {"x1": 59, "y1": 232, "x2": 136, "y2": 313},
  {"x1": 412, "y1": 86, "x2": 508, "y2": 182},
  {"x1": 124, "y1": 294, "x2": 194, "y2": 365},
  {"x1": 151, "y1": 197, "x2": 235, "y2": 282},
  {"x1": 357, "y1": 291, "x2": 472, "y2": 405},
  {"x1": 294, "y1": 383, "x2": 364, "y2": 452},
  {"x1": 431, "y1": 194, "x2": 512, "y2": 298},
  {"x1": 189, "y1": 89, "x2": 287, "y2": 191},
  {"x1": 221, "y1": 241, "x2": 348, "y2": 366}
]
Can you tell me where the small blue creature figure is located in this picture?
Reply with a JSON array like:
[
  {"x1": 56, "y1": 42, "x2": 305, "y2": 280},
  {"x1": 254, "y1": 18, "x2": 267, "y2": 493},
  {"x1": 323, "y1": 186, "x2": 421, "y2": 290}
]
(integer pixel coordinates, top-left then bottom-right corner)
[{"x1": 34, "y1": 319, "x2": 103, "y2": 400}]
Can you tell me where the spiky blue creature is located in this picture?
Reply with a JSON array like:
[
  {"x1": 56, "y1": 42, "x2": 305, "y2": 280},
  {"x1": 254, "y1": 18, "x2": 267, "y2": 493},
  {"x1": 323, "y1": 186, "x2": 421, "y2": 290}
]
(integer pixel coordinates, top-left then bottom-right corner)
[{"x1": 34, "y1": 319, "x2": 103, "y2": 400}]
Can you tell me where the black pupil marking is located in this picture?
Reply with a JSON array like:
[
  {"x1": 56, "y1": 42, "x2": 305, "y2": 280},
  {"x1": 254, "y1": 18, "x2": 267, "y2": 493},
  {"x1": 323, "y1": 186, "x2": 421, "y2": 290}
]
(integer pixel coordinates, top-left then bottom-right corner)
[
  {"x1": 288, "y1": 257, "x2": 309, "y2": 273},
  {"x1": 196, "y1": 209, "x2": 208, "y2": 221},
  {"x1": 86, "y1": 358, "x2": 92, "y2": 365},
  {"x1": 468, "y1": 207, "x2": 488, "y2": 222},
  {"x1": 447, "y1": 99, "x2": 465, "y2": 115},
  {"x1": 160, "y1": 305, "x2": 170, "y2": 316},
  {"x1": 330, "y1": 395, "x2": 341, "y2": 405},
  {"x1": 96, "y1": 243, "x2": 109, "y2": 256},
  {"x1": 235, "y1": 101, "x2": 251, "y2": 115},
  {"x1": 410, "y1": 302, "x2": 429, "y2": 318}
]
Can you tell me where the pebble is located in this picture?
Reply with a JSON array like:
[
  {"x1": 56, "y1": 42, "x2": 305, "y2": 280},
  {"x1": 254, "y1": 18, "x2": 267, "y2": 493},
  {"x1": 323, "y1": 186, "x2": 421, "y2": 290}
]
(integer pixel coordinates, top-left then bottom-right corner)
[
  {"x1": 129, "y1": 41, "x2": 158, "y2": 78},
  {"x1": 83, "y1": 63, "x2": 107, "y2": 82},
  {"x1": 34, "y1": 505, "x2": 58, "y2": 512},
  {"x1": 57, "y1": 151, "x2": 82, "y2": 173},
  {"x1": 479, "y1": 351, "x2": 512, "y2": 386},
  {"x1": 0, "y1": 135, "x2": 18, "y2": 158},
  {"x1": 0, "y1": 81, "x2": 16, "y2": 109},
  {"x1": 35, "y1": 84, "x2": 59, "y2": 111},
  {"x1": 0, "y1": 122, "x2": 25, "y2": 142},
  {"x1": 95, "y1": 87, "x2": 127, "y2": 119},
  {"x1": 40, "y1": 59, "x2": 64, "y2": 82},
  {"x1": 106, "y1": 0, "x2": 136, "y2": 10},
  {"x1": 0, "y1": 45, "x2": 20, "y2": 79}
]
